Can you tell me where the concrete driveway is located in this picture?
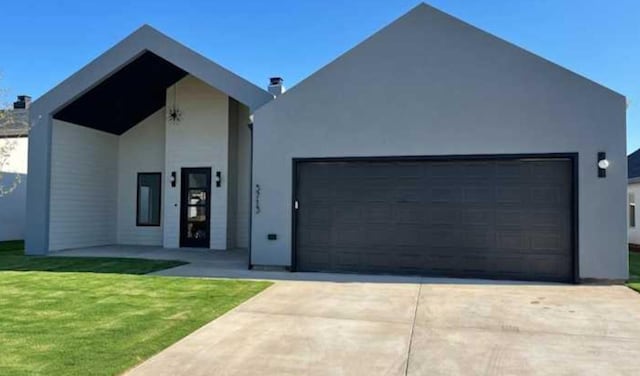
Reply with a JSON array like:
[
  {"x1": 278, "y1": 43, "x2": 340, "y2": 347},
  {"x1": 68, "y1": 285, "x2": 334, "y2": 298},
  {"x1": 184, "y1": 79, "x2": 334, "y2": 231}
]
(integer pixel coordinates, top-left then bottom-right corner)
[{"x1": 125, "y1": 281, "x2": 640, "y2": 376}]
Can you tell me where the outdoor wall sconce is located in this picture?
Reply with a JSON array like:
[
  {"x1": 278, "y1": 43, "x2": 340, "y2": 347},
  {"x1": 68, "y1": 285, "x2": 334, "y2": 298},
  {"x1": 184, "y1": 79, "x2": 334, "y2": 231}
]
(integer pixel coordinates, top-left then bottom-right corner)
[
  {"x1": 597, "y1": 152, "x2": 609, "y2": 178},
  {"x1": 170, "y1": 171, "x2": 176, "y2": 187},
  {"x1": 216, "y1": 171, "x2": 222, "y2": 187}
]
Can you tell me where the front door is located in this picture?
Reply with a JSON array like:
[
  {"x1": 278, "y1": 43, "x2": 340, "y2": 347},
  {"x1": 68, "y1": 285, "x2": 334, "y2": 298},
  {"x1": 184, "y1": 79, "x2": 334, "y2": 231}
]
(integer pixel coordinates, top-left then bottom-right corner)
[{"x1": 180, "y1": 168, "x2": 211, "y2": 248}]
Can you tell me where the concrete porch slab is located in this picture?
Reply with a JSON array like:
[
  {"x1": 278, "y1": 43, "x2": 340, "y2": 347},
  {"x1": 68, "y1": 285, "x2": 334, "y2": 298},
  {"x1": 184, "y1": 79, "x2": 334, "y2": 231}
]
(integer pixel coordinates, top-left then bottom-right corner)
[
  {"x1": 52, "y1": 245, "x2": 548, "y2": 285},
  {"x1": 53, "y1": 245, "x2": 249, "y2": 270}
]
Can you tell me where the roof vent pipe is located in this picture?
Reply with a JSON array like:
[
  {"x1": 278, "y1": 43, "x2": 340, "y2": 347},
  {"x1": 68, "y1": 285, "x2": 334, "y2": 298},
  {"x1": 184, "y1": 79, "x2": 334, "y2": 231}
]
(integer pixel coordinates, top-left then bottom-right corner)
[{"x1": 268, "y1": 77, "x2": 285, "y2": 97}]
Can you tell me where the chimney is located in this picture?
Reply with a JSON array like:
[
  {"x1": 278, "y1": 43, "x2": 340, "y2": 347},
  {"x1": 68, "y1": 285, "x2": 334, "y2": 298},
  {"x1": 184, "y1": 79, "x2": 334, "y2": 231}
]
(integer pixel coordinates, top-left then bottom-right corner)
[
  {"x1": 13, "y1": 95, "x2": 31, "y2": 110},
  {"x1": 268, "y1": 77, "x2": 285, "y2": 97}
]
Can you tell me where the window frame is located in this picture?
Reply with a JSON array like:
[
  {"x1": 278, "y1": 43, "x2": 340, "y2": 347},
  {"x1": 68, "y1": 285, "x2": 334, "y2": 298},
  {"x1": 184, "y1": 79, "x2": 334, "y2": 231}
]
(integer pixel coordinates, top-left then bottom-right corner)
[{"x1": 136, "y1": 172, "x2": 162, "y2": 227}]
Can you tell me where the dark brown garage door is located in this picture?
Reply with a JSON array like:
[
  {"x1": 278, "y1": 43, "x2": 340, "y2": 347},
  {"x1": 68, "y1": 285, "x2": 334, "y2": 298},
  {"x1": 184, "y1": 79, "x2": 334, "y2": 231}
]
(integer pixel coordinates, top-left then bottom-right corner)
[{"x1": 294, "y1": 157, "x2": 575, "y2": 282}]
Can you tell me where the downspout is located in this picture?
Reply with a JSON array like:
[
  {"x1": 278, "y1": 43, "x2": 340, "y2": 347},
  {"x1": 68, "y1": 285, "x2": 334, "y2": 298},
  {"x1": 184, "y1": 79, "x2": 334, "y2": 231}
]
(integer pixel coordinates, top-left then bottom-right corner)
[{"x1": 247, "y1": 122, "x2": 254, "y2": 269}]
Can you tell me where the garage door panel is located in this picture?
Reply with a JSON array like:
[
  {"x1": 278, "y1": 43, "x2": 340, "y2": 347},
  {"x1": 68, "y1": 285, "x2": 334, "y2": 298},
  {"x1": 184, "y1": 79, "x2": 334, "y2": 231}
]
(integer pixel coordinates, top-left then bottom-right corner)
[
  {"x1": 531, "y1": 187, "x2": 568, "y2": 207},
  {"x1": 463, "y1": 227, "x2": 496, "y2": 248},
  {"x1": 530, "y1": 232, "x2": 567, "y2": 250},
  {"x1": 431, "y1": 186, "x2": 464, "y2": 202},
  {"x1": 494, "y1": 162, "x2": 528, "y2": 178},
  {"x1": 429, "y1": 208, "x2": 461, "y2": 225},
  {"x1": 297, "y1": 246, "x2": 331, "y2": 268},
  {"x1": 331, "y1": 205, "x2": 363, "y2": 224},
  {"x1": 332, "y1": 225, "x2": 365, "y2": 246},
  {"x1": 393, "y1": 203, "x2": 427, "y2": 224},
  {"x1": 428, "y1": 228, "x2": 464, "y2": 247},
  {"x1": 303, "y1": 204, "x2": 331, "y2": 224},
  {"x1": 297, "y1": 226, "x2": 331, "y2": 247},
  {"x1": 496, "y1": 230, "x2": 530, "y2": 249},
  {"x1": 363, "y1": 224, "x2": 396, "y2": 246},
  {"x1": 463, "y1": 187, "x2": 494, "y2": 203},
  {"x1": 295, "y1": 158, "x2": 574, "y2": 282},
  {"x1": 333, "y1": 250, "x2": 361, "y2": 269},
  {"x1": 529, "y1": 210, "x2": 567, "y2": 228},
  {"x1": 461, "y1": 209, "x2": 493, "y2": 225},
  {"x1": 495, "y1": 186, "x2": 526, "y2": 204},
  {"x1": 395, "y1": 188, "x2": 427, "y2": 202},
  {"x1": 495, "y1": 210, "x2": 526, "y2": 227},
  {"x1": 393, "y1": 224, "x2": 428, "y2": 246}
]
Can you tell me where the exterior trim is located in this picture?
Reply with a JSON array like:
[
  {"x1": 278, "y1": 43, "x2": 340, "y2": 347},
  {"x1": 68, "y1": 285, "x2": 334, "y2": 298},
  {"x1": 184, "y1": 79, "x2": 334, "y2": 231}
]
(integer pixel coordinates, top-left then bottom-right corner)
[
  {"x1": 248, "y1": 123, "x2": 254, "y2": 269},
  {"x1": 135, "y1": 172, "x2": 162, "y2": 227},
  {"x1": 291, "y1": 152, "x2": 580, "y2": 283},
  {"x1": 30, "y1": 25, "x2": 273, "y2": 124}
]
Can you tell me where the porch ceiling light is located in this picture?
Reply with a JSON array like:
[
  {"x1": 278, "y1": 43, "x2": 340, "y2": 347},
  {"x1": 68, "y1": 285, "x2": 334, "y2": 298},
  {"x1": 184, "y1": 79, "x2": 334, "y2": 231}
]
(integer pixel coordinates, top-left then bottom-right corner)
[
  {"x1": 168, "y1": 106, "x2": 182, "y2": 124},
  {"x1": 167, "y1": 85, "x2": 182, "y2": 125}
]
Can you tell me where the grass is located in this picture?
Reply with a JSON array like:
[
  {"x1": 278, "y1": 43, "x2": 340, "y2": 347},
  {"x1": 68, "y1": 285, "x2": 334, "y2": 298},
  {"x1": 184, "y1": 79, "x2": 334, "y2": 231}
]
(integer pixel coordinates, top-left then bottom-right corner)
[
  {"x1": 628, "y1": 251, "x2": 640, "y2": 293},
  {"x1": 0, "y1": 240, "x2": 187, "y2": 274},
  {"x1": 0, "y1": 240, "x2": 272, "y2": 376}
]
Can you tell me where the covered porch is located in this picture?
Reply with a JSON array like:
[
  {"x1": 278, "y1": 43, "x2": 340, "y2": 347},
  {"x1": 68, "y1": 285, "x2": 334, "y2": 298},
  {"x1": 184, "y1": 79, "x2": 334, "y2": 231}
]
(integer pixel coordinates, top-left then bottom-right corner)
[{"x1": 26, "y1": 26, "x2": 273, "y2": 255}]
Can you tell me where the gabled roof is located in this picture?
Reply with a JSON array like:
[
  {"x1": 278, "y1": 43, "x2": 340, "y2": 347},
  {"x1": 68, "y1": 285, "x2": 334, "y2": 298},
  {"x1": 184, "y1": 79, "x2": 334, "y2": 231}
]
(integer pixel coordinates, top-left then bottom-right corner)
[
  {"x1": 256, "y1": 3, "x2": 623, "y2": 115},
  {"x1": 628, "y1": 149, "x2": 640, "y2": 181},
  {"x1": 31, "y1": 25, "x2": 273, "y2": 129}
]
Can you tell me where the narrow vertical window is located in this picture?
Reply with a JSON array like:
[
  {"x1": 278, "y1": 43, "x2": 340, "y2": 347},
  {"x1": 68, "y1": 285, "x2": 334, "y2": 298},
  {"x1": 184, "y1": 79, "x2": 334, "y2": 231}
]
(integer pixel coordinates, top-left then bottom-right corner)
[
  {"x1": 630, "y1": 192, "x2": 636, "y2": 228},
  {"x1": 137, "y1": 173, "x2": 161, "y2": 226}
]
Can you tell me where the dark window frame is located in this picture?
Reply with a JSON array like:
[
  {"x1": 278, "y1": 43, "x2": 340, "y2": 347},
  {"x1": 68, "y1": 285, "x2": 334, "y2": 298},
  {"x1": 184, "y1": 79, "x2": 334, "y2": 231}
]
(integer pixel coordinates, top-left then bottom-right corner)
[{"x1": 136, "y1": 172, "x2": 162, "y2": 227}]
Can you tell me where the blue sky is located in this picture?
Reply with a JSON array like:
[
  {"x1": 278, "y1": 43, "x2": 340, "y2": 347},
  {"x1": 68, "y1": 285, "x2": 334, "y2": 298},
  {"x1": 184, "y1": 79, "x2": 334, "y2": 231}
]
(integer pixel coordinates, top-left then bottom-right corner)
[{"x1": 1, "y1": 0, "x2": 638, "y2": 150}]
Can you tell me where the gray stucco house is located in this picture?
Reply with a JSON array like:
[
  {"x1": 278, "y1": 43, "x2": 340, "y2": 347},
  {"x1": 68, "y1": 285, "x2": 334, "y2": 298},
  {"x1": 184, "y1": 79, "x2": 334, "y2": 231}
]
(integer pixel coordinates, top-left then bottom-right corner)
[{"x1": 26, "y1": 4, "x2": 627, "y2": 282}]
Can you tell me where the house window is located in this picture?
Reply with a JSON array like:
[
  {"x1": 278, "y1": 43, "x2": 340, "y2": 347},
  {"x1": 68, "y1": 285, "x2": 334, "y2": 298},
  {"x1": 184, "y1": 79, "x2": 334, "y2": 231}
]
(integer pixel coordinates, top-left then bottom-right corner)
[
  {"x1": 137, "y1": 173, "x2": 161, "y2": 226},
  {"x1": 630, "y1": 192, "x2": 636, "y2": 228}
]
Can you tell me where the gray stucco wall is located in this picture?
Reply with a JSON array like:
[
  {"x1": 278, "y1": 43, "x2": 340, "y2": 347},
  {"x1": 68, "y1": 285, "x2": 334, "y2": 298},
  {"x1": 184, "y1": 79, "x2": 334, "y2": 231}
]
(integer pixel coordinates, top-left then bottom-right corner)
[
  {"x1": 25, "y1": 109, "x2": 51, "y2": 255},
  {"x1": 251, "y1": 4, "x2": 628, "y2": 279}
]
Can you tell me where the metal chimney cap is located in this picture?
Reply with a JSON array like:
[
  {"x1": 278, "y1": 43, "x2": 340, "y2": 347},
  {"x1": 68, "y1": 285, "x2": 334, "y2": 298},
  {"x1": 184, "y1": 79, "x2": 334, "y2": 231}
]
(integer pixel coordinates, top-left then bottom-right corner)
[{"x1": 269, "y1": 77, "x2": 284, "y2": 86}]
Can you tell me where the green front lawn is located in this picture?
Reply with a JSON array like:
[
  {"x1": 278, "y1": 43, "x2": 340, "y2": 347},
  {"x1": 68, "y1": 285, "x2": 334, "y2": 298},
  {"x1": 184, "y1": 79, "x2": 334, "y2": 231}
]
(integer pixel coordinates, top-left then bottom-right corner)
[
  {"x1": 0, "y1": 241, "x2": 271, "y2": 376},
  {"x1": 0, "y1": 240, "x2": 187, "y2": 274},
  {"x1": 629, "y1": 251, "x2": 640, "y2": 293}
]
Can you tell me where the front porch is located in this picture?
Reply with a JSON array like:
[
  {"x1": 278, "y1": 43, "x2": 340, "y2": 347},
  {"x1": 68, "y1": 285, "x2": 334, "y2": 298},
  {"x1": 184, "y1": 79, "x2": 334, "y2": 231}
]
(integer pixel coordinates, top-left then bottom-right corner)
[
  {"x1": 26, "y1": 26, "x2": 273, "y2": 256},
  {"x1": 52, "y1": 245, "x2": 430, "y2": 283}
]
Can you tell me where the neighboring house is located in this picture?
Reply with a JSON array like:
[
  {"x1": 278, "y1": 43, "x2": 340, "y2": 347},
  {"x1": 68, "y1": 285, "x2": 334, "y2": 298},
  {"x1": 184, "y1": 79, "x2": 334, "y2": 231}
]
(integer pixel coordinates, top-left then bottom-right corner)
[
  {"x1": 628, "y1": 150, "x2": 640, "y2": 244},
  {"x1": 26, "y1": 4, "x2": 627, "y2": 282},
  {"x1": 0, "y1": 96, "x2": 29, "y2": 241}
]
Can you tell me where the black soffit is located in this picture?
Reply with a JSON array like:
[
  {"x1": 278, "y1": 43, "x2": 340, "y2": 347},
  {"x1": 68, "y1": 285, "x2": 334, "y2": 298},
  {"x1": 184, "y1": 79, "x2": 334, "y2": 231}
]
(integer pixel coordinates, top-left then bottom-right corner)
[{"x1": 54, "y1": 51, "x2": 188, "y2": 135}]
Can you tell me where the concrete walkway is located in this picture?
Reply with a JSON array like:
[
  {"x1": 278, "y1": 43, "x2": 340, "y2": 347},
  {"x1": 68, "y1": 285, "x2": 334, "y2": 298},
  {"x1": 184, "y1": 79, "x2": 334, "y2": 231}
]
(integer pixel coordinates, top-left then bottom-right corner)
[
  {"x1": 56, "y1": 246, "x2": 640, "y2": 375},
  {"x1": 125, "y1": 281, "x2": 640, "y2": 376}
]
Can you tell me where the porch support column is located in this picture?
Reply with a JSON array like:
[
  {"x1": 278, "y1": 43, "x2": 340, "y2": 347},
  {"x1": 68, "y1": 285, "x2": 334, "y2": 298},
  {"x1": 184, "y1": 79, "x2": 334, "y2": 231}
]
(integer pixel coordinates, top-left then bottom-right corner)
[{"x1": 25, "y1": 106, "x2": 52, "y2": 255}]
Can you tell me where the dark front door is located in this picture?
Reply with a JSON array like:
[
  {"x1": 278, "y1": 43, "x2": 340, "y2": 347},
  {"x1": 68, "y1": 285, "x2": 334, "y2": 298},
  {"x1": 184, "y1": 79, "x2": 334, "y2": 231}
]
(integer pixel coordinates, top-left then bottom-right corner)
[
  {"x1": 294, "y1": 157, "x2": 575, "y2": 282},
  {"x1": 180, "y1": 168, "x2": 211, "y2": 248}
]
